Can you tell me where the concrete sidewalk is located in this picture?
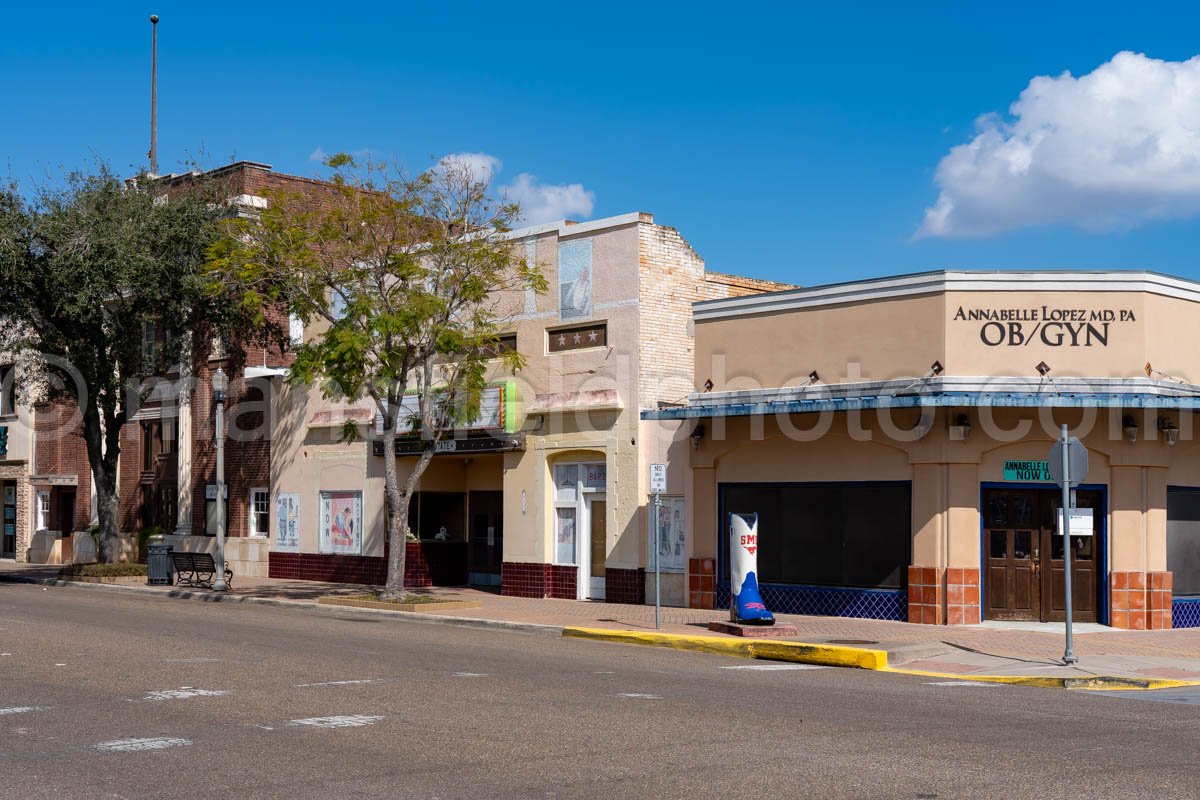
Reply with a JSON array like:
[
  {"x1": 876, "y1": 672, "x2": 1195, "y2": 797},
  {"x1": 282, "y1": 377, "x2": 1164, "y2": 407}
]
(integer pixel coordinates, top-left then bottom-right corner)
[{"x1": 4, "y1": 560, "x2": 1200, "y2": 687}]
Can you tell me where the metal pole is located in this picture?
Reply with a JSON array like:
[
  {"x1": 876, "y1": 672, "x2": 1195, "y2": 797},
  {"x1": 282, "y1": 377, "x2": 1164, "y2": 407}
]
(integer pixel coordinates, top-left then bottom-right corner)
[
  {"x1": 654, "y1": 492, "x2": 661, "y2": 630},
  {"x1": 149, "y1": 15, "x2": 159, "y2": 175},
  {"x1": 1060, "y1": 423, "x2": 1077, "y2": 664},
  {"x1": 213, "y1": 397, "x2": 228, "y2": 591}
]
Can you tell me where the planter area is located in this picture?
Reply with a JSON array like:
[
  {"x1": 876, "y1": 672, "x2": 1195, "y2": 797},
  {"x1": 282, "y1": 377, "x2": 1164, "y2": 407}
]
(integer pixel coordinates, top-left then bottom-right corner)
[{"x1": 317, "y1": 595, "x2": 481, "y2": 613}]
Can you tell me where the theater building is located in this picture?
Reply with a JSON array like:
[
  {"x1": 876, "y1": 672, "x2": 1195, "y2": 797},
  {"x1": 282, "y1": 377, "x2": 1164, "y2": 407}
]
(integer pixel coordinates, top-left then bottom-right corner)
[
  {"x1": 266, "y1": 212, "x2": 786, "y2": 602},
  {"x1": 646, "y1": 270, "x2": 1200, "y2": 628}
]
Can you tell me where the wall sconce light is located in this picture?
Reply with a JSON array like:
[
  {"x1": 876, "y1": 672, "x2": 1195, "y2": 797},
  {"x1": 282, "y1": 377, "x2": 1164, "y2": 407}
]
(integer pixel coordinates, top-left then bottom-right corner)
[
  {"x1": 703, "y1": 379, "x2": 714, "y2": 392},
  {"x1": 808, "y1": 370, "x2": 820, "y2": 384},
  {"x1": 1036, "y1": 361, "x2": 1051, "y2": 377},
  {"x1": 949, "y1": 412, "x2": 971, "y2": 441},
  {"x1": 1123, "y1": 414, "x2": 1139, "y2": 443},
  {"x1": 689, "y1": 423, "x2": 706, "y2": 449},
  {"x1": 1159, "y1": 416, "x2": 1179, "y2": 446},
  {"x1": 930, "y1": 360, "x2": 944, "y2": 376}
]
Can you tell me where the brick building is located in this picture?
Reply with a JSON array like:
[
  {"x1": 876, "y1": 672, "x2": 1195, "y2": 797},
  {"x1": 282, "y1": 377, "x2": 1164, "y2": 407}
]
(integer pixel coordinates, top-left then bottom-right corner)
[{"x1": 16, "y1": 161, "x2": 312, "y2": 573}]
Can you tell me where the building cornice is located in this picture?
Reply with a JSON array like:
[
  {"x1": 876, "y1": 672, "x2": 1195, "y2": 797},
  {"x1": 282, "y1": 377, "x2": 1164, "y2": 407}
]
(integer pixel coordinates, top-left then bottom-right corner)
[{"x1": 692, "y1": 269, "x2": 1200, "y2": 322}]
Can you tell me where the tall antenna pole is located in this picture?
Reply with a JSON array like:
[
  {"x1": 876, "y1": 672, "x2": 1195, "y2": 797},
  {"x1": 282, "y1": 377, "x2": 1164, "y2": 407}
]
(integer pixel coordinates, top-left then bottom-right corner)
[{"x1": 149, "y1": 14, "x2": 159, "y2": 175}]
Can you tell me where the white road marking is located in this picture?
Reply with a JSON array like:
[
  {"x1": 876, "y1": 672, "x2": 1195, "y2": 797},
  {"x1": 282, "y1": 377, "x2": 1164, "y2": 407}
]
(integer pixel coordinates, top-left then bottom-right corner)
[
  {"x1": 295, "y1": 679, "x2": 376, "y2": 687},
  {"x1": 164, "y1": 658, "x2": 222, "y2": 664},
  {"x1": 451, "y1": 672, "x2": 491, "y2": 678},
  {"x1": 617, "y1": 693, "x2": 662, "y2": 699},
  {"x1": 593, "y1": 671, "x2": 615, "y2": 674},
  {"x1": 93, "y1": 737, "x2": 192, "y2": 752},
  {"x1": 721, "y1": 664, "x2": 828, "y2": 671},
  {"x1": 290, "y1": 715, "x2": 383, "y2": 729},
  {"x1": 54, "y1": 663, "x2": 65, "y2": 667},
  {"x1": 1, "y1": 652, "x2": 11, "y2": 656},
  {"x1": 133, "y1": 688, "x2": 229, "y2": 702},
  {"x1": 924, "y1": 681, "x2": 998, "y2": 687},
  {"x1": 0, "y1": 706, "x2": 51, "y2": 716}
]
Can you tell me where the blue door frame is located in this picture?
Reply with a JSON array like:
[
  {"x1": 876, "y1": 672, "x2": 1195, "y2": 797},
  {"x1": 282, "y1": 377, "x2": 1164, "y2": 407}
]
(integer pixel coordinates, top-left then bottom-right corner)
[{"x1": 978, "y1": 482, "x2": 1109, "y2": 626}]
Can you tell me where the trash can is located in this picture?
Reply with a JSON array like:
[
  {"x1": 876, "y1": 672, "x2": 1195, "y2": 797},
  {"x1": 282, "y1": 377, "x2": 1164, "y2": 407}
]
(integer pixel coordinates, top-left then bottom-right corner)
[{"x1": 147, "y1": 541, "x2": 173, "y2": 586}]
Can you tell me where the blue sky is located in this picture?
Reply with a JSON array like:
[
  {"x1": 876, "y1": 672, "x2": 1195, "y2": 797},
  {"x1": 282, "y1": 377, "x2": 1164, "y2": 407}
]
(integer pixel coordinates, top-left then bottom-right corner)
[{"x1": 5, "y1": 1, "x2": 1200, "y2": 286}]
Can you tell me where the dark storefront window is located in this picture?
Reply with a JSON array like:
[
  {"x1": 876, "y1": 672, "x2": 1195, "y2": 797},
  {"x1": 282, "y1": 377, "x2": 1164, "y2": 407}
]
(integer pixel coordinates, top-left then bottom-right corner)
[
  {"x1": 1168, "y1": 487, "x2": 1200, "y2": 596},
  {"x1": 719, "y1": 482, "x2": 911, "y2": 590},
  {"x1": 410, "y1": 492, "x2": 466, "y2": 541}
]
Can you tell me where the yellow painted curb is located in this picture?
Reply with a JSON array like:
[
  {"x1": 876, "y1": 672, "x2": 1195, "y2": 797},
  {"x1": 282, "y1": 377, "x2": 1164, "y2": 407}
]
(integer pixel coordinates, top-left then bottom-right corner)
[
  {"x1": 883, "y1": 666, "x2": 1200, "y2": 691},
  {"x1": 561, "y1": 627, "x2": 889, "y2": 670}
]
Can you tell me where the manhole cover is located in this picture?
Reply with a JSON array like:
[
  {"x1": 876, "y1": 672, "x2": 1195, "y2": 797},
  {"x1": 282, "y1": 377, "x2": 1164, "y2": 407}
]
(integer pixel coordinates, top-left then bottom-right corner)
[{"x1": 826, "y1": 639, "x2": 879, "y2": 645}]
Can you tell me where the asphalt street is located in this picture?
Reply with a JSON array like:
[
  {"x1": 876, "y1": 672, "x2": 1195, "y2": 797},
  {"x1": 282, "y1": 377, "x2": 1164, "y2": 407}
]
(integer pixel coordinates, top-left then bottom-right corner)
[{"x1": 1, "y1": 583, "x2": 1196, "y2": 800}]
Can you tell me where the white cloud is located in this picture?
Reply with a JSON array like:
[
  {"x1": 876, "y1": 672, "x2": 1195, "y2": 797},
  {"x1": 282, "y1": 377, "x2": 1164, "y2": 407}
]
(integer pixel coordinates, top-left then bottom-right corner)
[
  {"x1": 501, "y1": 173, "x2": 596, "y2": 225},
  {"x1": 437, "y1": 152, "x2": 503, "y2": 185},
  {"x1": 436, "y1": 152, "x2": 596, "y2": 225},
  {"x1": 918, "y1": 51, "x2": 1200, "y2": 238},
  {"x1": 308, "y1": 147, "x2": 327, "y2": 163}
]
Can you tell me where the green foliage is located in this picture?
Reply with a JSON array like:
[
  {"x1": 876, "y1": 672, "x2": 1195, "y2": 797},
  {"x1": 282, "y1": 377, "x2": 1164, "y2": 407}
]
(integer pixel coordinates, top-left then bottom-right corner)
[
  {"x1": 0, "y1": 161, "x2": 279, "y2": 560},
  {"x1": 59, "y1": 562, "x2": 148, "y2": 577}
]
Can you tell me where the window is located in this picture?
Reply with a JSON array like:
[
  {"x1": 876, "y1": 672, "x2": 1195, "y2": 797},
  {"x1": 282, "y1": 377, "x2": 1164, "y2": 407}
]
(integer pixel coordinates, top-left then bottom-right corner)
[
  {"x1": 209, "y1": 328, "x2": 229, "y2": 360},
  {"x1": 36, "y1": 491, "x2": 49, "y2": 532},
  {"x1": 331, "y1": 290, "x2": 349, "y2": 321},
  {"x1": 249, "y1": 488, "x2": 270, "y2": 537},
  {"x1": 558, "y1": 239, "x2": 593, "y2": 320},
  {"x1": 718, "y1": 482, "x2": 912, "y2": 590},
  {"x1": 319, "y1": 490, "x2": 362, "y2": 554},
  {"x1": 0, "y1": 364, "x2": 14, "y2": 416},
  {"x1": 1168, "y1": 487, "x2": 1200, "y2": 596},
  {"x1": 142, "y1": 322, "x2": 158, "y2": 365},
  {"x1": 484, "y1": 334, "x2": 517, "y2": 359},
  {"x1": 547, "y1": 322, "x2": 607, "y2": 353},
  {"x1": 288, "y1": 313, "x2": 304, "y2": 346}
]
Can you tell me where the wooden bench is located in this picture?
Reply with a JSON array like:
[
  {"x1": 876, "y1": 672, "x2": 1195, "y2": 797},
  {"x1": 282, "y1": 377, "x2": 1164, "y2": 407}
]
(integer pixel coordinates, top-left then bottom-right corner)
[{"x1": 170, "y1": 551, "x2": 234, "y2": 589}]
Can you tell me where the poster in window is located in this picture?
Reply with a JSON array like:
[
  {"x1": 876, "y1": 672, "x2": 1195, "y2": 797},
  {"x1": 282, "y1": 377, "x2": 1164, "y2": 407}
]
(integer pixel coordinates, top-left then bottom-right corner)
[
  {"x1": 556, "y1": 507, "x2": 577, "y2": 565},
  {"x1": 558, "y1": 240, "x2": 593, "y2": 320},
  {"x1": 649, "y1": 497, "x2": 685, "y2": 573},
  {"x1": 319, "y1": 490, "x2": 362, "y2": 555},
  {"x1": 275, "y1": 493, "x2": 301, "y2": 553}
]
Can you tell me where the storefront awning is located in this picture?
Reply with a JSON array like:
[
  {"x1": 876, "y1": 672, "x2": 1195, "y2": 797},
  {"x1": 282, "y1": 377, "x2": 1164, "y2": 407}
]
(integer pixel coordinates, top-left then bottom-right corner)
[{"x1": 644, "y1": 388, "x2": 1200, "y2": 420}]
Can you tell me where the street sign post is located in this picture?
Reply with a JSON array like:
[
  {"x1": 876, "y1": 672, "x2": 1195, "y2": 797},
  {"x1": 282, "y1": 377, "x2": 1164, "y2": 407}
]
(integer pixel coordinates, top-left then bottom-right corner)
[
  {"x1": 649, "y1": 464, "x2": 667, "y2": 630},
  {"x1": 1047, "y1": 426, "x2": 1084, "y2": 665}
]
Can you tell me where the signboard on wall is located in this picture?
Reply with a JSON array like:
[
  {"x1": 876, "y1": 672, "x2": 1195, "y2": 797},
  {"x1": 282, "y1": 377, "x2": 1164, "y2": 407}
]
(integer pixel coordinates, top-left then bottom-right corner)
[
  {"x1": 275, "y1": 493, "x2": 300, "y2": 553},
  {"x1": 1058, "y1": 507, "x2": 1094, "y2": 537},
  {"x1": 1003, "y1": 460, "x2": 1052, "y2": 482},
  {"x1": 319, "y1": 490, "x2": 362, "y2": 555},
  {"x1": 649, "y1": 496, "x2": 685, "y2": 573}
]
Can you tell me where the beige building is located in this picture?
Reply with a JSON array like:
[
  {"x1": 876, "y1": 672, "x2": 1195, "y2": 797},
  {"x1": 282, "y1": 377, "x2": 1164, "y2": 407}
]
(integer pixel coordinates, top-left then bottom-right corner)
[
  {"x1": 647, "y1": 270, "x2": 1200, "y2": 629},
  {"x1": 266, "y1": 212, "x2": 785, "y2": 603}
]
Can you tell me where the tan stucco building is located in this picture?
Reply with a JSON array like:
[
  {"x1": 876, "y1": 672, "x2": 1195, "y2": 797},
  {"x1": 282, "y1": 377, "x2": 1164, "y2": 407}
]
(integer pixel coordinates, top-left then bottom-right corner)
[
  {"x1": 265, "y1": 212, "x2": 786, "y2": 603},
  {"x1": 647, "y1": 270, "x2": 1200, "y2": 629}
]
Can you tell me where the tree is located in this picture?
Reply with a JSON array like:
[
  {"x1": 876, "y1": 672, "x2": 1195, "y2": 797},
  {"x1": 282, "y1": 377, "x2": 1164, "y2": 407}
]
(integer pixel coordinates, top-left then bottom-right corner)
[
  {"x1": 206, "y1": 155, "x2": 545, "y2": 599},
  {"x1": 0, "y1": 164, "x2": 267, "y2": 561}
]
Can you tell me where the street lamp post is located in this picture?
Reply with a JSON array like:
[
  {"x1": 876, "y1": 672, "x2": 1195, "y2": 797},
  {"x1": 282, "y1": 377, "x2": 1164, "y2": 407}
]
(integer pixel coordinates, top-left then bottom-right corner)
[{"x1": 211, "y1": 367, "x2": 229, "y2": 592}]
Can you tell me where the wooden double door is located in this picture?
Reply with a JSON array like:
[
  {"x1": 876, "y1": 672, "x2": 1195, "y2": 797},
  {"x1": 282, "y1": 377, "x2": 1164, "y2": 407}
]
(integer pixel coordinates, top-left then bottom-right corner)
[{"x1": 983, "y1": 488, "x2": 1101, "y2": 623}]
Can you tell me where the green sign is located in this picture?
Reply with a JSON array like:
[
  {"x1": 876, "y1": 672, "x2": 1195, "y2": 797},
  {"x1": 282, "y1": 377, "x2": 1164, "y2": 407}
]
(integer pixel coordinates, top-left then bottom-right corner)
[{"x1": 1003, "y1": 460, "x2": 1052, "y2": 482}]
